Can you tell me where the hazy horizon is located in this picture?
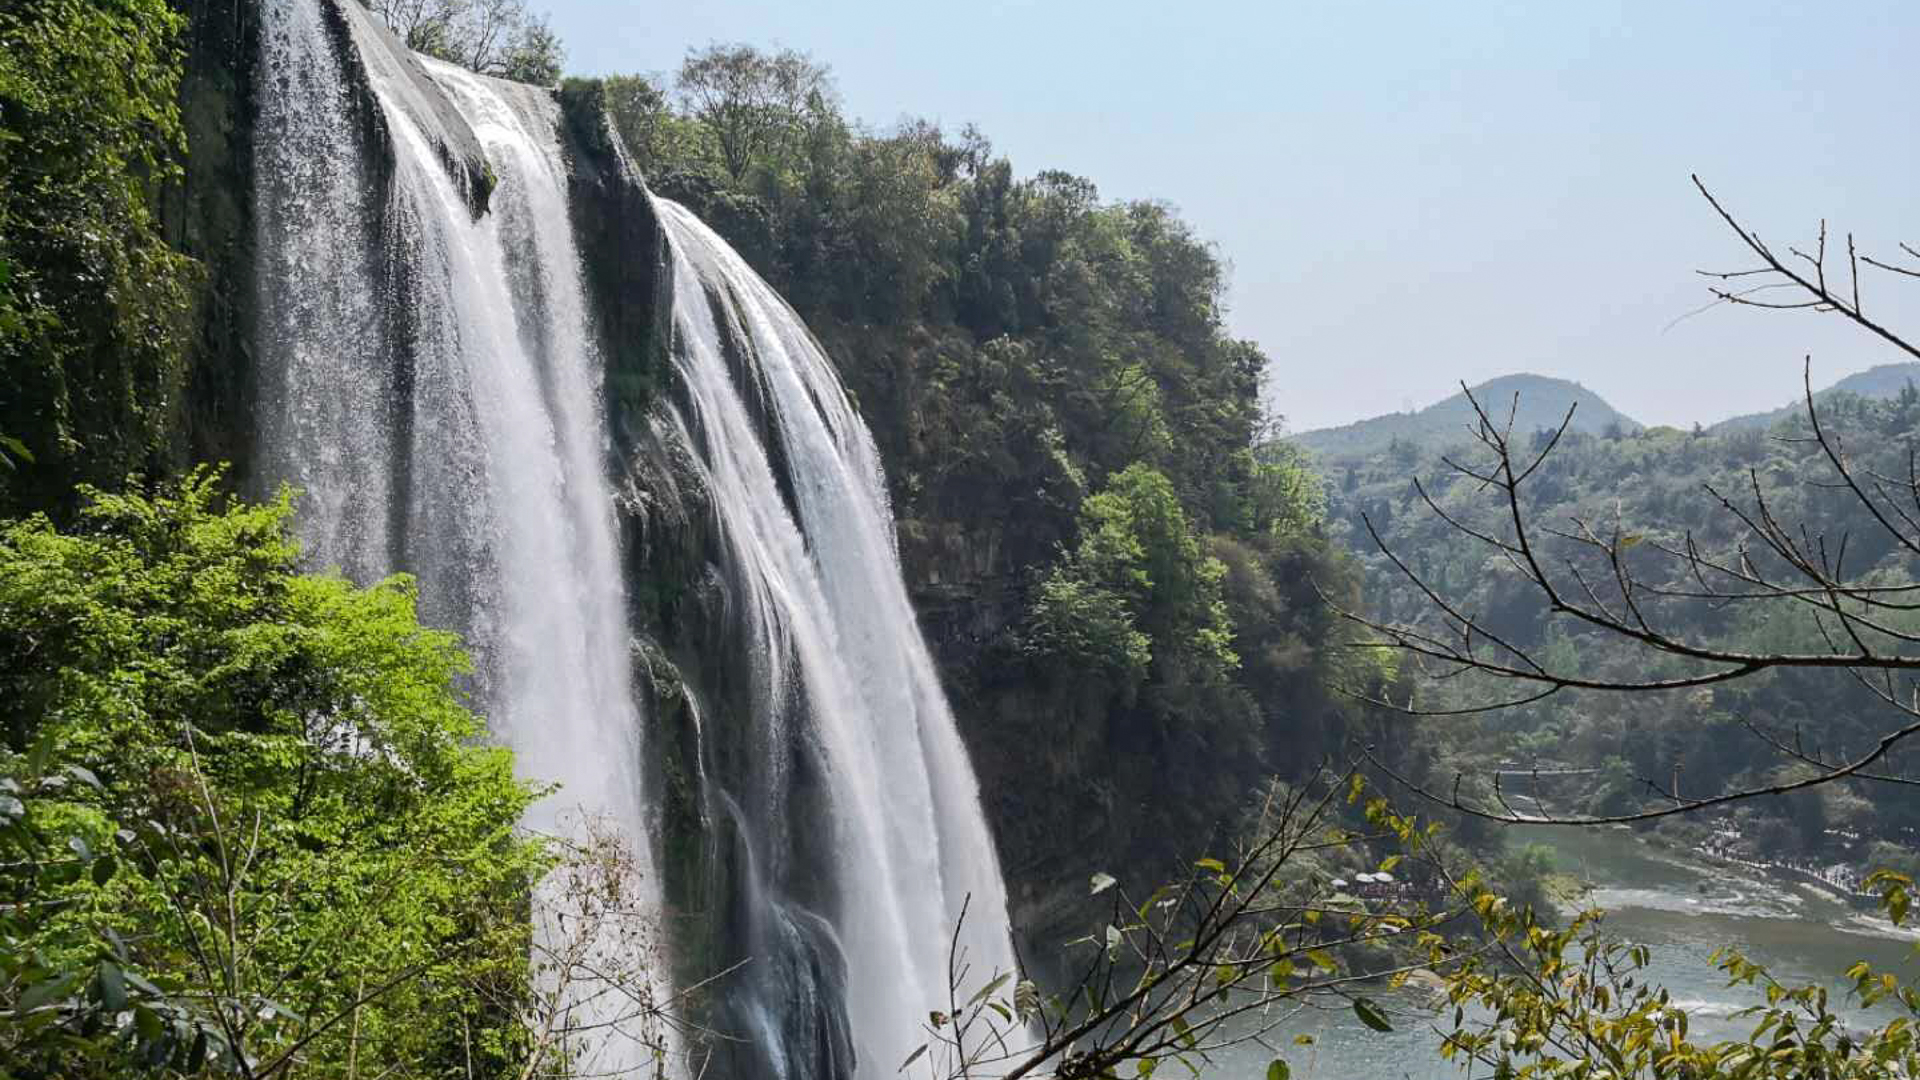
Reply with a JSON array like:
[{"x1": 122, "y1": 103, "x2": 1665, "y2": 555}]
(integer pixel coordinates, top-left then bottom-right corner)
[{"x1": 552, "y1": 1, "x2": 1920, "y2": 432}]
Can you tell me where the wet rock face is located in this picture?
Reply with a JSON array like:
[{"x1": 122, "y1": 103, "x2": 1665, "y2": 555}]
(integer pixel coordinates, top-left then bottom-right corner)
[
  {"x1": 332, "y1": 0, "x2": 493, "y2": 216},
  {"x1": 167, "y1": 0, "x2": 262, "y2": 487}
]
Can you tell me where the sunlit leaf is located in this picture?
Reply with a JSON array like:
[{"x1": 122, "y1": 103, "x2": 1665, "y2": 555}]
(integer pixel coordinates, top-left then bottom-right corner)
[{"x1": 1353, "y1": 997, "x2": 1394, "y2": 1033}]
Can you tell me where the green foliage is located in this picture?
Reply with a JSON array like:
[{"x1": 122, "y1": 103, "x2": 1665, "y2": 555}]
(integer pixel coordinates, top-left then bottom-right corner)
[
  {"x1": 1305, "y1": 781, "x2": 1920, "y2": 1080},
  {"x1": 1247, "y1": 443, "x2": 1328, "y2": 539},
  {"x1": 0, "y1": 0, "x2": 197, "y2": 518},
  {"x1": 0, "y1": 473, "x2": 547, "y2": 1076},
  {"x1": 1025, "y1": 574, "x2": 1152, "y2": 685},
  {"x1": 1074, "y1": 463, "x2": 1237, "y2": 676},
  {"x1": 673, "y1": 44, "x2": 833, "y2": 183}
]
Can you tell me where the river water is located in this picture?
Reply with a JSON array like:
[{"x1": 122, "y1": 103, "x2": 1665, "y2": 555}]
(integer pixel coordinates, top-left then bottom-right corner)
[{"x1": 1204, "y1": 824, "x2": 1918, "y2": 1079}]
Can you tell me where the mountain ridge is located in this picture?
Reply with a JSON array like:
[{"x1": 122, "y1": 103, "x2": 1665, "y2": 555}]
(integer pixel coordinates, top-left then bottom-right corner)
[
  {"x1": 1288, "y1": 373, "x2": 1641, "y2": 460},
  {"x1": 1710, "y1": 362, "x2": 1920, "y2": 433},
  {"x1": 1291, "y1": 363, "x2": 1920, "y2": 460}
]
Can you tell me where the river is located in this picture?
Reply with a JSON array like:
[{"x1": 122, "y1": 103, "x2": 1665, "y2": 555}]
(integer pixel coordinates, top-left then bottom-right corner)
[{"x1": 1203, "y1": 824, "x2": 1918, "y2": 1079}]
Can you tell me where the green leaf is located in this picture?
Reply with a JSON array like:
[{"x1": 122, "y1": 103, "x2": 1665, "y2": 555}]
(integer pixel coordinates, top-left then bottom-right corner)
[
  {"x1": 898, "y1": 1044, "x2": 927, "y2": 1072},
  {"x1": 1353, "y1": 997, "x2": 1394, "y2": 1033},
  {"x1": 1267, "y1": 1062, "x2": 1291, "y2": 1080},
  {"x1": 1091, "y1": 871, "x2": 1118, "y2": 896},
  {"x1": 0, "y1": 434, "x2": 33, "y2": 465},
  {"x1": 96, "y1": 961, "x2": 127, "y2": 1012},
  {"x1": 966, "y1": 972, "x2": 1011, "y2": 1008},
  {"x1": 1194, "y1": 857, "x2": 1226, "y2": 873},
  {"x1": 18, "y1": 970, "x2": 81, "y2": 1014},
  {"x1": 27, "y1": 729, "x2": 55, "y2": 777},
  {"x1": 134, "y1": 1004, "x2": 164, "y2": 1044}
]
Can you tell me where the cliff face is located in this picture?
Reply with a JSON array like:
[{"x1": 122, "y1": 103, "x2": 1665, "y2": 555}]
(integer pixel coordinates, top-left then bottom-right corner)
[{"x1": 167, "y1": 0, "x2": 260, "y2": 486}]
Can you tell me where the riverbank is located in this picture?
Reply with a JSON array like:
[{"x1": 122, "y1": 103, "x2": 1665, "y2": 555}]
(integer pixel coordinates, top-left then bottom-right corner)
[{"x1": 1640, "y1": 826, "x2": 1882, "y2": 910}]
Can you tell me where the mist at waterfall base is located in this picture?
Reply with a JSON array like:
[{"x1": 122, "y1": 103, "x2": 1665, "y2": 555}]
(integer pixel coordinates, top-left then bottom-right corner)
[{"x1": 252, "y1": 3, "x2": 1020, "y2": 1077}]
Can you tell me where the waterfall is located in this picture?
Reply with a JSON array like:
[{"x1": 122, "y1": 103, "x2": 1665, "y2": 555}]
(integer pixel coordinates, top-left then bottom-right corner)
[
  {"x1": 255, "y1": 0, "x2": 395, "y2": 580},
  {"x1": 655, "y1": 200, "x2": 1021, "y2": 1079},
  {"x1": 252, "y1": 1, "x2": 1020, "y2": 1075},
  {"x1": 255, "y1": 2, "x2": 666, "y2": 1071}
]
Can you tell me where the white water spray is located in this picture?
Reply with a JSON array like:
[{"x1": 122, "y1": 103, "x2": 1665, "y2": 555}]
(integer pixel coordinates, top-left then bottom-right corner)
[{"x1": 255, "y1": 0, "x2": 395, "y2": 579}]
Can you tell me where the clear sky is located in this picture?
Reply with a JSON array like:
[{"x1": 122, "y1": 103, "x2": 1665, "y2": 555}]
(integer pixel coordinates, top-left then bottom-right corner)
[{"x1": 551, "y1": 1, "x2": 1920, "y2": 432}]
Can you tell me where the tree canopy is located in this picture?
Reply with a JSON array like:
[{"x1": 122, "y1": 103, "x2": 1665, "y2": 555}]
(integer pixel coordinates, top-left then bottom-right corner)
[{"x1": 367, "y1": 0, "x2": 564, "y2": 85}]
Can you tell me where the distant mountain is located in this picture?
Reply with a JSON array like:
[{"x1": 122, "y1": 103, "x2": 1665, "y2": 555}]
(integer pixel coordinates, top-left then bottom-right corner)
[
  {"x1": 1710, "y1": 362, "x2": 1920, "y2": 433},
  {"x1": 1289, "y1": 374, "x2": 1642, "y2": 460}
]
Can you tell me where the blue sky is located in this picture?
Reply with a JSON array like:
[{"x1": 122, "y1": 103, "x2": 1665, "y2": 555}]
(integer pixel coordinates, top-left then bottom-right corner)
[{"x1": 552, "y1": 1, "x2": 1920, "y2": 431}]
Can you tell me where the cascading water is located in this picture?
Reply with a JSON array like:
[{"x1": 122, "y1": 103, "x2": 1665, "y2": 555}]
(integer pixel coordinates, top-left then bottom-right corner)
[
  {"x1": 255, "y1": 1, "x2": 667, "y2": 1071},
  {"x1": 655, "y1": 200, "x2": 1022, "y2": 1079},
  {"x1": 255, "y1": 0, "x2": 395, "y2": 580},
  {"x1": 254, "y1": 1, "x2": 1021, "y2": 1075}
]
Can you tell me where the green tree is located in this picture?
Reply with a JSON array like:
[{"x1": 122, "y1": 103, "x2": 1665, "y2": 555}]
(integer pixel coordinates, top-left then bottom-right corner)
[
  {"x1": 1245, "y1": 443, "x2": 1327, "y2": 539},
  {"x1": 1027, "y1": 464, "x2": 1237, "y2": 683},
  {"x1": 0, "y1": 472, "x2": 549, "y2": 1076},
  {"x1": 674, "y1": 44, "x2": 833, "y2": 183},
  {"x1": 367, "y1": 0, "x2": 565, "y2": 84}
]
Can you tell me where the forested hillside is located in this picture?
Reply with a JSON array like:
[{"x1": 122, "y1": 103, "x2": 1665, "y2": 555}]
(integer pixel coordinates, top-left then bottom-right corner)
[
  {"x1": 3, "y1": 0, "x2": 1418, "y2": 1041},
  {"x1": 1322, "y1": 381, "x2": 1920, "y2": 867},
  {"x1": 17, "y1": 2, "x2": 1920, "y2": 1076}
]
